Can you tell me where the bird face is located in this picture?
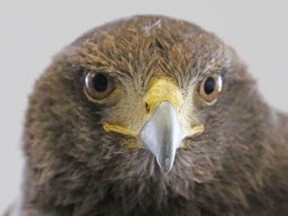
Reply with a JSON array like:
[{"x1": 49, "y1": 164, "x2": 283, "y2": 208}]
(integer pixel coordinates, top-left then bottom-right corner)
[
  {"x1": 84, "y1": 69, "x2": 222, "y2": 172},
  {"x1": 27, "y1": 16, "x2": 255, "y2": 185}
]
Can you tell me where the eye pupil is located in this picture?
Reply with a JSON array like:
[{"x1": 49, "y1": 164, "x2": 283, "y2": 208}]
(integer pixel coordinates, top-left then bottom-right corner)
[
  {"x1": 198, "y1": 75, "x2": 222, "y2": 104},
  {"x1": 204, "y1": 77, "x2": 216, "y2": 95},
  {"x1": 85, "y1": 71, "x2": 115, "y2": 101},
  {"x1": 92, "y1": 73, "x2": 108, "y2": 92}
]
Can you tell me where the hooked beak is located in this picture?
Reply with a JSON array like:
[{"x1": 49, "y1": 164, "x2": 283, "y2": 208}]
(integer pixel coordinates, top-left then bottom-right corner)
[
  {"x1": 140, "y1": 101, "x2": 184, "y2": 173},
  {"x1": 139, "y1": 77, "x2": 185, "y2": 173}
]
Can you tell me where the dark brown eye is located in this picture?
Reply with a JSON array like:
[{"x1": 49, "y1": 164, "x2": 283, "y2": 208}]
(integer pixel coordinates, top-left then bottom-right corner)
[
  {"x1": 199, "y1": 75, "x2": 222, "y2": 103},
  {"x1": 84, "y1": 72, "x2": 115, "y2": 100}
]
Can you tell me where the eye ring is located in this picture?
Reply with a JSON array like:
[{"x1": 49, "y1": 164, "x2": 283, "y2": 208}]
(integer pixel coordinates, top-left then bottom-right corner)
[
  {"x1": 199, "y1": 75, "x2": 223, "y2": 104},
  {"x1": 84, "y1": 72, "x2": 115, "y2": 101}
]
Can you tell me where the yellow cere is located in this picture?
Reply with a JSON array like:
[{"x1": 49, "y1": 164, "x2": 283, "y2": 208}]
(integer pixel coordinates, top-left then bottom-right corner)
[{"x1": 144, "y1": 77, "x2": 184, "y2": 114}]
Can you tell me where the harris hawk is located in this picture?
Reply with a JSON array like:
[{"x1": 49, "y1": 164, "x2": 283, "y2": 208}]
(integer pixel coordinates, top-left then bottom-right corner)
[{"x1": 4, "y1": 15, "x2": 288, "y2": 216}]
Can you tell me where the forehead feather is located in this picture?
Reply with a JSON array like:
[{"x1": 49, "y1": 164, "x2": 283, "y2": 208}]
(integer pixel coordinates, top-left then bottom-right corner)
[{"x1": 64, "y1": 15, "x2": 234, "y2": 87}]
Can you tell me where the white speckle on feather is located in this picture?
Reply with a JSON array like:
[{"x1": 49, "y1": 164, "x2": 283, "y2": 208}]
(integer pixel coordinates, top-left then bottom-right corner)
[{"x1": 142, "y1": 19, "x2": 162, "y2": 35}]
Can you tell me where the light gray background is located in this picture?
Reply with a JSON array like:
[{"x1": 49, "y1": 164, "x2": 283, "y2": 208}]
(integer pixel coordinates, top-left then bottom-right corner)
[{"x1": 0, "y1": 0, "x2": 287, "y2": 212}]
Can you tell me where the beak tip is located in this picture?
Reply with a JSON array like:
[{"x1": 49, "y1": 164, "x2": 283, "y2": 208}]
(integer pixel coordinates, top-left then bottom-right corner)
[{"x1": 157, "y1": 157, "x2": 174, "y2": 173}]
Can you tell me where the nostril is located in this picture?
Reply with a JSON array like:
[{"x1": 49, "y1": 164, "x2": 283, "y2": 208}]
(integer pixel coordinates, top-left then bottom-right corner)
[{"x1": 145, "y1": 103, "x2": 151, "y2": 113}]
